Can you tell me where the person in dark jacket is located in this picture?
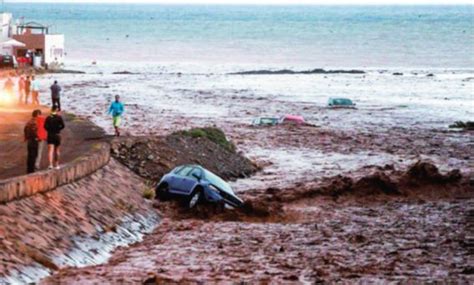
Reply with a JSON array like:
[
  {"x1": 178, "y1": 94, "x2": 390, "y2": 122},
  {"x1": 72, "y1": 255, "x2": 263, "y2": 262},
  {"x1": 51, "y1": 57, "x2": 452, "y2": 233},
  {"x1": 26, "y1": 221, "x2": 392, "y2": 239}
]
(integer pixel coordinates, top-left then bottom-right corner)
[
  {"x1": 50, "y1": 80, "x2": 62, "y2": 111},
  {"x1": 24, "y1": 109, "x2": 41, "y2": 174},
  {"x1": 44, "y1": 106, "x2": 65, "y2": 169}
]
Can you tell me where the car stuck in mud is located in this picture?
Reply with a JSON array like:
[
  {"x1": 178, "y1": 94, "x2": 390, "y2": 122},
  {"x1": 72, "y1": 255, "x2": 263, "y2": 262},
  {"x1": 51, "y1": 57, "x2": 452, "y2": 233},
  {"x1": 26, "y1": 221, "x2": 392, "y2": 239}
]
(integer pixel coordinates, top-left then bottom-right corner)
[
  {"x1": 156, "y1": 165, "x2": 244, "y2": 209},
  {"x1": 252, "y1": 115, "x2": 306, "y2": 126},
  {"x1": 328, "y1": 97, "x2": 356, "y2": 108}
]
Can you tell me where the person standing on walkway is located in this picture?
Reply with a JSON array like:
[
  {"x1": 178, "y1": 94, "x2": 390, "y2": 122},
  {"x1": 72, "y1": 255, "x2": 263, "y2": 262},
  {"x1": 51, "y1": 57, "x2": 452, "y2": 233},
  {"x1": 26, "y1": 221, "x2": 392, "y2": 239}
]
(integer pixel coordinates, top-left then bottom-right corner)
[
  {"x1": 24, "y1": 76, "x2": 31, "y2": 104},
  {"x1": 44, "y1": 106, "x2": 65, "y2": 169},
  {"x1": 24, "y1": 110, "x2": 40, "y2": 174},
  {"x1": 108, "y1": 95, "x2": 124, "y2": 137},
  {"x1": 35, "y1": 110, "x2": 48, "y2": 170},
  {"x1": 18, "y1": 76, "x2": 26, "y2": 104},
  {"x1": 50, "y1": 80, "x2": 62, "y2": 111},
  {"x1": 31, "y1": 76, "x2": 40, "y2": 105}
]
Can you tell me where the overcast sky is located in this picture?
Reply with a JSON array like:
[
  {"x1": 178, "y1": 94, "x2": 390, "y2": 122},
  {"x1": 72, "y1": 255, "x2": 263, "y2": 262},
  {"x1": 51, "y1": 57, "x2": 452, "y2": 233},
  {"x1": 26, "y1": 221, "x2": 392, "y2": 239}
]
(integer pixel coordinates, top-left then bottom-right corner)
[{"x1": 5, "y1": 0, "x2": 474, "y2": 4}]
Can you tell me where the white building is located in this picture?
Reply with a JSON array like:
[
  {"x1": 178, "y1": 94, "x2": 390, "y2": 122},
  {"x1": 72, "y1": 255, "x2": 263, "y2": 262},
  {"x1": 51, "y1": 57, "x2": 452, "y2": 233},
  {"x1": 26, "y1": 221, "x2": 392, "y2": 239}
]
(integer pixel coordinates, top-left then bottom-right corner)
[
  {"x1": 0, "y1": 12, "x2": 12, "y2": 41},
  {"x1": 0, "y1": 11, "x2": 65, "y2": 69},
  {"x1": 13, "y1": 21, "x2": 65, "y2": 68},
  {"x1": 0, "y1": 13, "x2": 65, "y2": 68}
]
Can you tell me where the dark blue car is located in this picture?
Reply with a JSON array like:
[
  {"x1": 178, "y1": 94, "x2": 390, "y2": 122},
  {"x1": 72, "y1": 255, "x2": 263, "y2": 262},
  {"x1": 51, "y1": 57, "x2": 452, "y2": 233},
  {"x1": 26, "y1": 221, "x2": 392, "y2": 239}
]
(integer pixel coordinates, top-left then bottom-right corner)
[{"x1": 156, "y1": 165, "x2": 244, "y2": 209}]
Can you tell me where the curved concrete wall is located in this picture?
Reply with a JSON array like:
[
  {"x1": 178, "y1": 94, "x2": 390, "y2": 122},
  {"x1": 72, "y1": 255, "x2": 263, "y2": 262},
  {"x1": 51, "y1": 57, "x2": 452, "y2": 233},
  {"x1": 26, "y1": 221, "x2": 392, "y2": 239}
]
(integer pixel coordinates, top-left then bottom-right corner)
[{"x1": 0, "y1": 142, "x2": 110, "y2": 204}]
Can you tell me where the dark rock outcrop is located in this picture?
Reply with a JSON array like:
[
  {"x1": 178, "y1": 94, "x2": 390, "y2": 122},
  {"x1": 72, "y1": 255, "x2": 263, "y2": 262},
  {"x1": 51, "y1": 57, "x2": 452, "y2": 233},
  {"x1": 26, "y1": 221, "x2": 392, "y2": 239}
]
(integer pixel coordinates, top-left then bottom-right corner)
[{"x1": 230, "y1": 68, "x2": 365, "y2": 75}]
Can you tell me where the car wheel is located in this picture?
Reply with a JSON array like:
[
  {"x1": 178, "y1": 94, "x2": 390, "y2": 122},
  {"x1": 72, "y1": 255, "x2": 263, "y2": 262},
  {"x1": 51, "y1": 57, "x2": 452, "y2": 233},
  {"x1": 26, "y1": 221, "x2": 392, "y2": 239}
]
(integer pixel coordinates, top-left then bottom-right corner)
[
  {"x1": 188, "y1": 188, "x2": 202, "y2": 209},
  {"x1": 156, "y1": 183, "x2": 170, "y2": 201},
  {"x1": 216, "y1": 201, "x2": 225, "y2": 212}
]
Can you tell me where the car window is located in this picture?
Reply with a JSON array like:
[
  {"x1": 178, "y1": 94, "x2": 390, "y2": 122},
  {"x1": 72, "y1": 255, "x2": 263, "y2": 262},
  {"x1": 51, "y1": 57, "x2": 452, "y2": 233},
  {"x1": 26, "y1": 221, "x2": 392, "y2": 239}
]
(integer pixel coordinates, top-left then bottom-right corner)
[
  {"x1": 173, "y1": 166, "x2": 184, "y2": 173},
  {"x1": 188, "y1": 168, "x2": 203, "y2": 180},
  {"x1": 175, "y1": 166, "x2": 193, "y2": 176}
]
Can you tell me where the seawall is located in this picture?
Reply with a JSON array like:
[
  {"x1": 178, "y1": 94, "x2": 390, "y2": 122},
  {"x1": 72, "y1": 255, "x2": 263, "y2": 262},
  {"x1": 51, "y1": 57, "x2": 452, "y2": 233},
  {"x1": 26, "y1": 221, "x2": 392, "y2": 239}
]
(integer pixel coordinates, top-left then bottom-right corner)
[
  {"x1": 0, "y1": 118, "x2": 159, "y2": 283},
  {"x1": 0, "y1": 158, "x2": 159, "y2": 283}
]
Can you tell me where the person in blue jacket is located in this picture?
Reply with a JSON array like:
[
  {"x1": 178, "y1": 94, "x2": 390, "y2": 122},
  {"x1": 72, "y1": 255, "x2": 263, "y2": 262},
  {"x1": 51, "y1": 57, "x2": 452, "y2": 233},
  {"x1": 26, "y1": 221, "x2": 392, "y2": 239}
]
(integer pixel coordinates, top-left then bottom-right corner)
[{"x1": 108, "y1": 95, "x2": 125, "y2": 137}]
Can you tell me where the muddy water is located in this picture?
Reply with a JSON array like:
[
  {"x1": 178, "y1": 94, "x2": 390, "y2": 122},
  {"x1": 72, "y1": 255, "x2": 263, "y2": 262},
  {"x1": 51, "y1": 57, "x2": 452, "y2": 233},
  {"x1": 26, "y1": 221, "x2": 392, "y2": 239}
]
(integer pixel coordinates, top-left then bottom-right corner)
[
  {"x1": 36, "y1": 66, "x2": 473, "y2": 189},
  {"x1": 42, "y1": 195, "x2": 472, "y2": 284},
  {"x1": 30, "y1": 66, "x2": 473, "y2": 282}
]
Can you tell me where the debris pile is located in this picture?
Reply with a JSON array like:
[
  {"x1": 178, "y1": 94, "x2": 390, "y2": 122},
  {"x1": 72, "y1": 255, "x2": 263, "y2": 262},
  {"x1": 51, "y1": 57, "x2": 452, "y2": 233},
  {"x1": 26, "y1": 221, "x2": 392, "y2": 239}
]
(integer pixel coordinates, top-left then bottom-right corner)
[{"x1": 403, "y1": 161, "x2": 463, "y2": 185}]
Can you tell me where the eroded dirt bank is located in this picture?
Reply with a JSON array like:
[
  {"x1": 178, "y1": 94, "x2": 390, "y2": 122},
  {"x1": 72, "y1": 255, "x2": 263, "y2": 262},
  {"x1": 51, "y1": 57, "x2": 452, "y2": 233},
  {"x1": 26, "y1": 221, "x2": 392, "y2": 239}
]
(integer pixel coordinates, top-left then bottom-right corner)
[
  {"x1": 110, "y1": 128, "x2": 259, "y2": 182},
  {"x1": 42, "y1": 160, "x2": 473, "y2": 284},
  {"x1": 0, "y1": 160, "x2": 159, "y2": 284}
]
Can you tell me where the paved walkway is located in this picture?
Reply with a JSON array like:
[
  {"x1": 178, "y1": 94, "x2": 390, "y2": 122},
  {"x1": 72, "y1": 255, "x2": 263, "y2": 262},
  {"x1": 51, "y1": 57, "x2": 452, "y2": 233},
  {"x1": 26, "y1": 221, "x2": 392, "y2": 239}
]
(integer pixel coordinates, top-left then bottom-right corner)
[{"x1": 0, "y1": 106, "x2": 107, "y2": 180}]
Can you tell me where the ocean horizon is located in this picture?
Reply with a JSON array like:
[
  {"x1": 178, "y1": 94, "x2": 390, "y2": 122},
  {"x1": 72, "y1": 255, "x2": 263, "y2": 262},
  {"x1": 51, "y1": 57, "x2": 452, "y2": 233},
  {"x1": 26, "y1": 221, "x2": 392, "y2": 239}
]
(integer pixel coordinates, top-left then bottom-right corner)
[{"x1": 6, "y1": 3, "x2": 474, "y2": 68}]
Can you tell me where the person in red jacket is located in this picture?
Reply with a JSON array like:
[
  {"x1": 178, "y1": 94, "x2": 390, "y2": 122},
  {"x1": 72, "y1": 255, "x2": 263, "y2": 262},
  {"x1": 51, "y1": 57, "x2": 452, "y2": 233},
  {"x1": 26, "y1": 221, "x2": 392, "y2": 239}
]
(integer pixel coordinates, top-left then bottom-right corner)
[{"x1": 35, "y1": 110, "x2": 48, "y2": 170}]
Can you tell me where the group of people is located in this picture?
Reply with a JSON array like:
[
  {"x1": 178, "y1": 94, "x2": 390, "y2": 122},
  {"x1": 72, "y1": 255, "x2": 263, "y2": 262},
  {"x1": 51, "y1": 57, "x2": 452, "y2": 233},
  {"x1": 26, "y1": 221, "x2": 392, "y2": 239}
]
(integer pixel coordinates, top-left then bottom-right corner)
[
  {"x1": 15, "y1": 76, "x2": 64, "y2": 174},
  {"x1": 19, "y1": 76, "x2": 62, "y2": 110},
  {"x1": 16, "y1": 75, "x2": 41, "y2": 106},
  {"x1": 10, "y1": 73, "x2": 125, "y2": 174},
  {"x1": 3, "y1": 74, "x2": 62, "y2": 110},
  {"x1": 24, "y1": 106, "x2": 65, "y2": 173}
]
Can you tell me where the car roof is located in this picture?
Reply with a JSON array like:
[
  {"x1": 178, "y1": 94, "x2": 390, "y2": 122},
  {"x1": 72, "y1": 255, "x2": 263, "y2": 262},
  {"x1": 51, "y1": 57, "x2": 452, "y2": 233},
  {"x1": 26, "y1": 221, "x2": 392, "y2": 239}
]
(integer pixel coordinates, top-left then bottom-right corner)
[
  {"x1": 178, "y1": 164, "x2": 204, "y2": 169},
  {"x1": 329, "y1": 97, "x2": 352, "y2": 100}
]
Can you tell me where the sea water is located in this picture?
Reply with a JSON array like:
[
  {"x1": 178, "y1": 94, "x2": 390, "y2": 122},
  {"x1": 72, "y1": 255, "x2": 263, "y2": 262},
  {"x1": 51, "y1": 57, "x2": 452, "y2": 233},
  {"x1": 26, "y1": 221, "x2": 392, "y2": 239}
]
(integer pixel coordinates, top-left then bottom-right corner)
[
  {"x1": 9, "y1": 4, "x2": 471, "y2": 127},
  {"x1": 7, "y1": 4, "x2": 474, "y2": 68}
]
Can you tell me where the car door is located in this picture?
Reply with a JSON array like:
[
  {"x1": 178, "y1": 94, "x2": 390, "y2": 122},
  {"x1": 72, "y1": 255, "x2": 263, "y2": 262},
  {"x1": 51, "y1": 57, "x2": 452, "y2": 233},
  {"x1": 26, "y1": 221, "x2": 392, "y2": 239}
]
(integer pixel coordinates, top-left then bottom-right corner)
[
  {"x1": 172, "y1": 166, "x2": 198, "y2": 194},
  {"x1": 165, "y1": 166, "x2": 184, "y2": 193},
  {"x1": 187, "y1": 167, "x2": 203, "y2": 193},
  {"x1": 169, "y1": 166, "x2": 193, "y2": 194},
  {"x1": 176, "y1": 167, "x2": 201, "y2": 195}
]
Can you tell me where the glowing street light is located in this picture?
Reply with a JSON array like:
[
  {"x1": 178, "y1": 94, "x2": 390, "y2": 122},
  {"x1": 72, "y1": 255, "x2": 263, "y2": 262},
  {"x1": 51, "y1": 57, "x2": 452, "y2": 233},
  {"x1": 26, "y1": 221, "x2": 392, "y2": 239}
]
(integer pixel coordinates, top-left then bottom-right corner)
[{"x1": 0, "y1": 90, "x2": 16, "y2": 107}]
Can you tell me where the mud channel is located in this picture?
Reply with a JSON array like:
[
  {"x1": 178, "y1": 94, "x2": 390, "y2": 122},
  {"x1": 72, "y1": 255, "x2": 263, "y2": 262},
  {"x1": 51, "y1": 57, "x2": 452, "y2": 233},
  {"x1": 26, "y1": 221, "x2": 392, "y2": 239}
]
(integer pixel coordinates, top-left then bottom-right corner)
[
  {"x1": 28, "y1": 71, "x2": 474, "y2": 283},
  {"x1": 42, "y1": 130, "x2": 473, "y2": 284}
]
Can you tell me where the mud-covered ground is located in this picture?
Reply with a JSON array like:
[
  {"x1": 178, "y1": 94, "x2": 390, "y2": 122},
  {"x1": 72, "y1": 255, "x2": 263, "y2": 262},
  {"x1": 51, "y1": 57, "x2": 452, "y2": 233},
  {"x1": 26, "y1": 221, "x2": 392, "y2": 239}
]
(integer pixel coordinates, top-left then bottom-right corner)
[
  {"x1": 43, "y1": 162, "x2": 473, "y2": 284},
  {"x1": 43, "y1": 201, "x2": 472, "y2": 283},
  {"x1": 21, "y1": 70, "x2": 474, "y2": 282}
]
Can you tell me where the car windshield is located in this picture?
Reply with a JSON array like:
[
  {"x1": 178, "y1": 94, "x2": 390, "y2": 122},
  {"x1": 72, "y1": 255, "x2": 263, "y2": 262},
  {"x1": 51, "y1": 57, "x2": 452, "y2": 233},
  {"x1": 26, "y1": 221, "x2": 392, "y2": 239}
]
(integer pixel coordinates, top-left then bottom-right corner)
[
  {"x1": 261, "y1": 118, "x2": 278, "y2": 124},
  {"x1": 204, "y1": 170, "x2": 234, "y2": 194},
  {"x1": 332, "y1": 98, "x2": 353, "y2": 106}
]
